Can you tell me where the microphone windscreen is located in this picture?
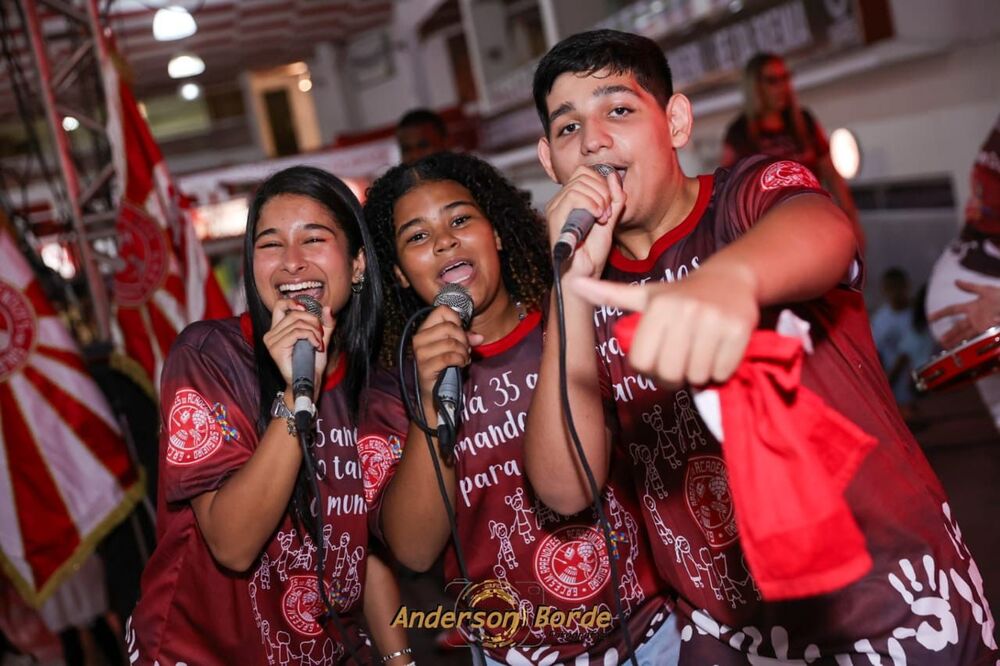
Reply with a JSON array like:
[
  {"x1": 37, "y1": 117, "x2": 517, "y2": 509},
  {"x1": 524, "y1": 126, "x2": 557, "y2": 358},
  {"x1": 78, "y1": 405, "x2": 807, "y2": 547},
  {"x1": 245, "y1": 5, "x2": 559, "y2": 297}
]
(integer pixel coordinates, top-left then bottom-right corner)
[
  {"x1": 294, "y1": 294, "x2": 323, "y2": 319},
  {"x1": 433, "y1": 284, "x2": 474, "y2": 328}
]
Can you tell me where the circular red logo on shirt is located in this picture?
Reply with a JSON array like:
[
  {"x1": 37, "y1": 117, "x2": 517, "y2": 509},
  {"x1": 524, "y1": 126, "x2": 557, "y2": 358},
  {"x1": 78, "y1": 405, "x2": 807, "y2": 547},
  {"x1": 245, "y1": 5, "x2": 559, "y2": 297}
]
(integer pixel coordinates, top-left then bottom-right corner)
[
  {"x1": 357, "y1": 434, "x2": 399, "y2": 505},
  {"x1": 0, "y1": 281, "x2": 36, "y2": 382},
  {"x1": 759, "y1": 160, "x2": 821, "y2": 191},
  {"x1": 533, "y1": 525, "x2": 610, "y2": 602},
  {"x1": 684, "y1": 455, "x2": 738, "y2": 548},
  {"x1": 282, "y1": 575, "x2": 328, "y2": 636},
  {"x1": 166, "y1": 388, "x2": 223, "y2": 466},
  {"x1": 113, "y1": 202, "x2": 169, "y2": 307}
]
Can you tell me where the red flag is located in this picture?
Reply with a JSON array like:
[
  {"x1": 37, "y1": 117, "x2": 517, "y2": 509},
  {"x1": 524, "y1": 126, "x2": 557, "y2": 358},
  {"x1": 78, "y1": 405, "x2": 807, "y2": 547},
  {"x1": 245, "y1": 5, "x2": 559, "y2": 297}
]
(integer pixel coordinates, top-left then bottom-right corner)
[
  {"x1": 102, "y1": 40, "x2": 230, "y2": 390},
  {"x1": 0, "y1": 225, "x2": 143, "y2": 606}
]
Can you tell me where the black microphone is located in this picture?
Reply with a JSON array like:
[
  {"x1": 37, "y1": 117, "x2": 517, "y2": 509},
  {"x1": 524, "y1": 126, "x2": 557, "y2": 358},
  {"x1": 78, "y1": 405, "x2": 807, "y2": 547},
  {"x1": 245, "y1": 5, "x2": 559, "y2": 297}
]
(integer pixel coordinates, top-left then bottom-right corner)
[
  {"x1": 553, "y1": 163, "x2": 618, "y2": 261},
  {"x1": 291, "y1": 294, "x2": 323, "y2": 432},
  {"x1": 432, "y1": 284, "x2": 473, "y2": 456}
]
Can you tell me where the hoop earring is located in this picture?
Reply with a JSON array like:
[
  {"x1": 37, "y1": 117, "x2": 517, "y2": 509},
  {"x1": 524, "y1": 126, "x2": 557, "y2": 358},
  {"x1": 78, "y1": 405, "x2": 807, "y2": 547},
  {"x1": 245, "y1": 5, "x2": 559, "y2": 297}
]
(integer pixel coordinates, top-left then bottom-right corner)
[{"x1": 351, "y1": 275, "x2": 364, "y2": 294}]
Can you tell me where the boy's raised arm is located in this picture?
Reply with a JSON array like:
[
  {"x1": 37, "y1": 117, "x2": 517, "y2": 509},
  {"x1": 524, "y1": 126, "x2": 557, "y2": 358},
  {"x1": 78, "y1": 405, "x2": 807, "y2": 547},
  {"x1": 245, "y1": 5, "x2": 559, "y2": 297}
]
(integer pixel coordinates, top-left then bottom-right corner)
[{"x1": 571, "y1": 193, "x2": 856, "y2": 386}]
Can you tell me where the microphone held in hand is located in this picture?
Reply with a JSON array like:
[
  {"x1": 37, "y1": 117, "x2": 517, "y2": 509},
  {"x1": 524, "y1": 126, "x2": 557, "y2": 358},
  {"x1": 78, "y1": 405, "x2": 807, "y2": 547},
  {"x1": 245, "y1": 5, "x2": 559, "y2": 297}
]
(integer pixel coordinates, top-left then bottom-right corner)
[
  {"x1": 291, "y1": 294, "x2": 323, "y2": 432},
  {"x1": 553, "y1": 163, "x2": 619, "y2": 261},
  {"x1": 432, "y1": 284, "x2": 473, "y2": 457}
]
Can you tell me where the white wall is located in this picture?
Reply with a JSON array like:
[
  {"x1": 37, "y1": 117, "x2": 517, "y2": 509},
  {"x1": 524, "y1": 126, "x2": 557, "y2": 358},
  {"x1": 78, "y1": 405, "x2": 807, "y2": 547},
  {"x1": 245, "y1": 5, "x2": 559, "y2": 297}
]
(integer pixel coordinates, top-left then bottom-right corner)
[
  {"x1": 353, "y1": 65, "x2": 419, "y2": 131},
  {"x1": 346, "y1": 25, "x2": 459, "y2": 132},
  {"x1": 547, "y1": 0, "x2": 610, "y2": 42},
  {"x1": 309, "y1": 43, "x2": 360, "y2": 144},
  {"x1": 164, "y1": 145, "x2": 263, "y2": 177},
  {"x1": 423, "y1": 31, "x2": 461, "y2": 111},
  {"x1": 889, "y1": 0, "x2": 1000, "y2": 45}
]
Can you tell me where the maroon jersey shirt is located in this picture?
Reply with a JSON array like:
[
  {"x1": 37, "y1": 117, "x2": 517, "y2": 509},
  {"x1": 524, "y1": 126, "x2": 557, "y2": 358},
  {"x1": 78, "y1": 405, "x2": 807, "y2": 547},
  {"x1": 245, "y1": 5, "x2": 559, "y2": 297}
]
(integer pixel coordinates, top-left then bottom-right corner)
[
  {"x1": 359, "y1": 310, "x2": 672, "y2": 664},
  {"x1": 128, "y1": 315, "x2": 371, "y2": 665},
  {"x1": 596, "y1": 157, "x2": 998, "y2": 663},
  {"x1": 724, "y1": 110, "x2": 829, "y2": 177}
]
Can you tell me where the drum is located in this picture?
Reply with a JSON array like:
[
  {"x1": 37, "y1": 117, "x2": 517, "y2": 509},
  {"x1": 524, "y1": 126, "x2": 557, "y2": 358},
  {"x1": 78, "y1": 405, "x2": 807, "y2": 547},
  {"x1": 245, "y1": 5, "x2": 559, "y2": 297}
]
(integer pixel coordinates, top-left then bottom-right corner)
[{"x1": 913, "y1": 325, "x2": 1000, "y2": 392}]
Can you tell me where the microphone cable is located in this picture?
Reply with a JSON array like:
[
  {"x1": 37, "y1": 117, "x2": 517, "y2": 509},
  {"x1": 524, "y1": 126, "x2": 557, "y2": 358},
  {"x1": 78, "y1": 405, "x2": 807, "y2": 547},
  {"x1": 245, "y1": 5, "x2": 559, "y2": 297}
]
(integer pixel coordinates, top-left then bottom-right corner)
[
  {"x1": 397, "y1": 306, "x2": 488, "y2": 665},
  {"x1": 295, "y1": 422, "x2": 366, "y2": 664},
  {"x1": 285, "y1": 294, "x2": 363, "y2": 662},
  {"x1": 552, "y1": 252, "x2": 640, "y2": 666}
]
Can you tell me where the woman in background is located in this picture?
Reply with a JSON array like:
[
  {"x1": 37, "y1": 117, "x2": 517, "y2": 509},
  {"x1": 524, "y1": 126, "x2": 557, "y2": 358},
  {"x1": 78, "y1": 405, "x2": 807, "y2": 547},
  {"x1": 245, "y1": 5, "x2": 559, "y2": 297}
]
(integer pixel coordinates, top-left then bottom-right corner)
[{"x1": 723, "y1": 52, "x2": 860, "y2": 241}]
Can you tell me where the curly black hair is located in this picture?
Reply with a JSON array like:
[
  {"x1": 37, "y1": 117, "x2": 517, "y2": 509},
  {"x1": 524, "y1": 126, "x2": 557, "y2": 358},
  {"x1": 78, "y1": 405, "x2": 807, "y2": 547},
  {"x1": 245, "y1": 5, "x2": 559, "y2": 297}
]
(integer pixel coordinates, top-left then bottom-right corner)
[{"x1": 363, "y1": 151, "x2": 552, "y2": 367}]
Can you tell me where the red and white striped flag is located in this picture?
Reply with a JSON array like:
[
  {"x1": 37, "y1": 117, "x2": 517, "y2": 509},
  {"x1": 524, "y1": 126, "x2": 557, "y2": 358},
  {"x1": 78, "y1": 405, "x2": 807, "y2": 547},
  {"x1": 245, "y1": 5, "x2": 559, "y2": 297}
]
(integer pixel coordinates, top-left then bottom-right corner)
[
  {"x1": 102, "y1": 41, "x2": 230, "y2": 391},
  {"x1": 0, "y1": 224, "x2": 142, "y2": 606}
]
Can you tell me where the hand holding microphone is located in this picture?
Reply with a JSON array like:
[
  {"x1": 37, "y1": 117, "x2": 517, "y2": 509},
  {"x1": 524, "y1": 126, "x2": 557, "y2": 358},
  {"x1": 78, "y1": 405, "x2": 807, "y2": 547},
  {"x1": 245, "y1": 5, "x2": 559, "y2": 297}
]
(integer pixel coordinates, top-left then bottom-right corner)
[
  {"x1": 291, "y1": 295, "x2": 324, "y2": 431},
  {"x1": 432, "y1": 285, "x2": 473, "y2": 454},
  {"x1": 263, "y1": 294, "x2": 335, "y2": 432},
  {"x1": 410, "y1": 284, "x2": 480, "y2": 457},
  {"x1": 548, "y1": 163, "x2": 625, "y2": 269}
]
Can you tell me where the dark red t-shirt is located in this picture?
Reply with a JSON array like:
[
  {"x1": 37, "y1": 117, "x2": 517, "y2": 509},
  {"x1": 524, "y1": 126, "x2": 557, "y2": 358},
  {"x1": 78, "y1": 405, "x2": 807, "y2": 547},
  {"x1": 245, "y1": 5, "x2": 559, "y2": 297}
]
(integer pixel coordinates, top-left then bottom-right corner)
[
  {"x1": 359, "y1": 310, "x2": 672, "y2": 664},
  {"x1": 127, "y1": 315, "x2": 371, "y2": 665},
  {"x1": 597, "y1": 157, "x2": 999, "y2": 663}
]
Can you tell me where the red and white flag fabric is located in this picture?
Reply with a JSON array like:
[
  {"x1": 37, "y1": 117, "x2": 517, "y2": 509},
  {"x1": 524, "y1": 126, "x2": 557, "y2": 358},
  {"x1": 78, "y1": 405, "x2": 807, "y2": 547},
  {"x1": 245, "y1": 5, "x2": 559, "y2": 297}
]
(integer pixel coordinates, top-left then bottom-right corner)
[
  {"x1": 101, "y1": 40, "x2": 230, "y2": 392},
  {"x1": 0, "y1": 225, "x2": 142, "y2": 606}
]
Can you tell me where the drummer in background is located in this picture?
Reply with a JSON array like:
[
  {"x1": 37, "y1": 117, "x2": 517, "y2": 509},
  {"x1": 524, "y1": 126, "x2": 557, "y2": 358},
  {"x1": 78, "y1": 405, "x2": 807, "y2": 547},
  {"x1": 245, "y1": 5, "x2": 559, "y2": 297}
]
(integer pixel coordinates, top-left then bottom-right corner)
[{"x1": 927, "y1": 112, "x2": 1000, "y2": 432}]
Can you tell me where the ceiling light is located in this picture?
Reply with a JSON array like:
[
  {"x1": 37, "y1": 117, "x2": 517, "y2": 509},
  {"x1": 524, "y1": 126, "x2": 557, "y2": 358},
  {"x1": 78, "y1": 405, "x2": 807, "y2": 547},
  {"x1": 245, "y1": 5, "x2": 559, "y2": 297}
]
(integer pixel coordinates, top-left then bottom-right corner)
[
  {"x1": 168, "y1": 53, "x2": 205, "y2": 79},
  {"x1": 153, "y1": 6, "x2": 197, "y2": 41},
  {"x1": 298, "y1": 78, "x2": 312, "y2": 92},
  {"x1": 830, "y1": 128, "x2": 861, "y2": 179},
  {"x1": 62, "y1": 116, "x2": 79, "y2": 132},
  {"x1": 179, "y1": 82, "x2": 202, "y2": 100}
]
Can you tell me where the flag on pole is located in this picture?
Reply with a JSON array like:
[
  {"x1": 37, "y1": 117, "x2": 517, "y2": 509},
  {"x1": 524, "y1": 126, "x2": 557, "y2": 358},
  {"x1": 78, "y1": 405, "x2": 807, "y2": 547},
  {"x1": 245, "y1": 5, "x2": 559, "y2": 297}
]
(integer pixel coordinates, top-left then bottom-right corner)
[
  {"x1": 0, "y1": 223, "x2": 143, "y2": 607},
  {"x1": 102, "y1": 40, "x2": 231, "y2": 392}
]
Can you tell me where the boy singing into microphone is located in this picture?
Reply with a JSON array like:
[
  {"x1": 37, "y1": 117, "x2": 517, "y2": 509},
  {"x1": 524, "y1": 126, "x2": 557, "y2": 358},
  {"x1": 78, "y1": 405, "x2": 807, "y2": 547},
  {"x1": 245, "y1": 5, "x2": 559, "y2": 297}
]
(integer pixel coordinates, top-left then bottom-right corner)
[{"x1": 523, "y1": 29, "x2": 997, "y2": 663}]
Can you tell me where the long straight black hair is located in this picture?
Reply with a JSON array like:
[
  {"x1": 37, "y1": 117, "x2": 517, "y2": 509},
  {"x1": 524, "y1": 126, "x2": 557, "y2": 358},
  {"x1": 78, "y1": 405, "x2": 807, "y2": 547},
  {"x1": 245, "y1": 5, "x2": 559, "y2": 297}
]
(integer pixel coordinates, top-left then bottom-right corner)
[
  {"x1": 242, "y1": 165, "x2": 382, "y2": 556},
  {"x1": 242, "y1": 165, "x2": 383, "y2": 430}
]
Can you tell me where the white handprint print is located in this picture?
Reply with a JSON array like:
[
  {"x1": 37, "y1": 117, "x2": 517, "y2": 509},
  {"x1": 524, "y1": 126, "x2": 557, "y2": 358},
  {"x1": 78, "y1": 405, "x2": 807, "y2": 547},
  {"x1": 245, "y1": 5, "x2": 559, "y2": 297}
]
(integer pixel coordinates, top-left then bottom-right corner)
[
  {"x1": 941, "y1": 502, "x2": 998, "y2": 650},
  {"x1": 942, "y1": 502, "x2": 966, "y2": 560},
  {"x1": 950, "y1": 565, "x2": 998, "y2": 650},
  {"x1": 888, "y1": 555, "x2": 959, "y2": 652}
]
